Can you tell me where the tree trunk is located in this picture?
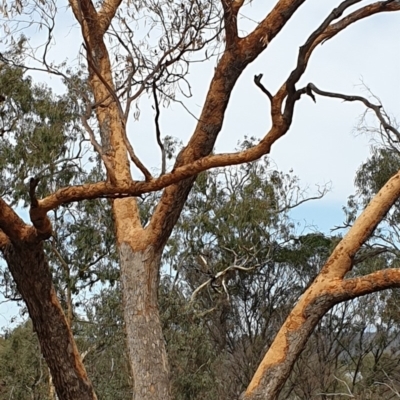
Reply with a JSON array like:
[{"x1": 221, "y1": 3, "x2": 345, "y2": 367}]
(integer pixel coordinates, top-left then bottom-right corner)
[
  {"x1": 2, "y1": 241, "x2": 97, "y2": 400},
  {"x1": 119, "y1": 242, "x2": 170, "y2": 400}
]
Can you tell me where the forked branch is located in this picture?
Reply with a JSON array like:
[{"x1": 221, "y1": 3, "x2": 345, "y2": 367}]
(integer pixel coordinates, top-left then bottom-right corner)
[
  {"x1": 0, "y1": 198, "x2": 37, "y2": 243},
  {"x1": 275, "y1": 0, "x2": 400, "y2": 122}
]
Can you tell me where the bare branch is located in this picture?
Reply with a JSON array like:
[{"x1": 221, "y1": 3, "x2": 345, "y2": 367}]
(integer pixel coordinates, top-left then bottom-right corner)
[
  {"x1": 272, "y1": 0, "x2": 400, "y2": 123},
  {"x1": 317, "y1": 375, "x2": 355, "y2": 398},
  {"x1": 190, "y1": 258, "x2": 256, "y2": 302},
  {"x1": 281, "y1": 0, "x2": 362, "y2": 121},
  {"x1": 306, "y1": 83, "x2": 400, "y2": 139},
  {"x1": 79, "y1": 106, "x2": 116, "y2": 181},
  {"x1": 254, "y1": 74, "x2": 273, "y2": 103},
  {"x1": 152, "y1": 84, "x2": 166, "y2": 176},
  {"x1": 320, "y1": 168, "x2": 400, "y2": 280},
  {"x1": 374, "y1": 370, "x2": 400, "y2": 398},
  {"x1": 35, "y1": 123, "x2": 287, "y2": 211},
  {"x1": 124, "y1": 135, "x2": 153, "y2": 181}
]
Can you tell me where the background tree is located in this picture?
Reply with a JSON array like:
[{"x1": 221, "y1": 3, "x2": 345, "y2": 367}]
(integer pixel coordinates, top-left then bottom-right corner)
[
  {"x1": 0, "y1": 321, "x2": 50, "y2": 400},
  {"x1": 0, "y1": 1, "x2": 399, "y2": 400}
]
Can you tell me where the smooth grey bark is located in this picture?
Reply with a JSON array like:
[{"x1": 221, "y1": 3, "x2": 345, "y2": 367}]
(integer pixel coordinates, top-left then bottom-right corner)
[{"x1": 119, "y1": 242, "x2": 170, "y2": 400}]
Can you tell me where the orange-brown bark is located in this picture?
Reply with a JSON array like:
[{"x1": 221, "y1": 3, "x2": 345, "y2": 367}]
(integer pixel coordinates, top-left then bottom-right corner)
[
  {"x1": 0, "y1": 230, "x2": 9, "y2": 247},
  {"x1": 69, "y1": 1, "x2": 170, "y2": 398},
  {"x1": 0, "y1": 198, "x2": 39, "y2": 243},
  {"x1": 0, "y1": 198, "x2": 96, "y2": 399},
  {"x1": 3, "y1": 240, "x2": 97, "y2": 400},
  {"x1": 243, "y1": 169, "x2": 400, "y2": 399}
]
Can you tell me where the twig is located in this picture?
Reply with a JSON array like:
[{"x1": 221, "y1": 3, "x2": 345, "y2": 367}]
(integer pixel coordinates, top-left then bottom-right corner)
[
  {"x1": 190, "y1": 256, "x2": 257, "y2": 302},
  {"x1": 317, "y1": 375, "x2": 355, "y2": 397},
  {"x1": 80, "y1": 113, "x2": 116, "y2": 180},
  {"x1": 374, "y1": 370, "x2": 400, "y2": 397}
]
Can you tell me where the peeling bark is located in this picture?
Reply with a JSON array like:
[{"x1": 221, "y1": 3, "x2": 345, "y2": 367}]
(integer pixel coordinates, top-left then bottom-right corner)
[{"x1": 2, "y1": 241, "x2": 97, "y2": 400}]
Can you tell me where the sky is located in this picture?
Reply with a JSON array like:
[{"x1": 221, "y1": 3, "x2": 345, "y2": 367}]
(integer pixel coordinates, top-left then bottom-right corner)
[{"x1": 0, "y1": 0, "x2": 399, "y2": 328}]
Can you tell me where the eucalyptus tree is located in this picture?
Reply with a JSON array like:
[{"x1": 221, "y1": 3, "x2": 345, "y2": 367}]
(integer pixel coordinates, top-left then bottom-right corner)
[{"x1": 0, "y1": 1, "x2": 400, "y2": 400}]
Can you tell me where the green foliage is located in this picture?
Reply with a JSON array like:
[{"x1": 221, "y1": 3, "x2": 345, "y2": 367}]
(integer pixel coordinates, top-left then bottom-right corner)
[
  {"x1": 160, "y1": 278, "x2": 219, "y2": 400},
  {"x1": 355, "y1": 147, "x2": 400, "y2": 205},
  {"x1": 0, "y1": 321, "x2": 50, "y2": 399},
  {"x1": 76, "y1": 288, "x2": 132, "y2": 400},
  {"x1": 0, "y1": 64, "x2": 120, "y2": 307},
  {"x1": 0, "y1": 64, "x2": 85, "y2": 204}
]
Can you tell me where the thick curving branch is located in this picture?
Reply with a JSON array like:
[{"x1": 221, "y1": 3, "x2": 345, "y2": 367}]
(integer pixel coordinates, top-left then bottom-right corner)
[
  {"x1": 35, "y1": 123, "x2": 287, "y2": 213},
  {"x1": 337, "y1": 269, "x2": 400, "y2": 301},
  {"x1": 283, "y1": 0, "x2": 361, "y2": 120},
  {"x1": 243, "y1": 163, "x2": 400, "y2": 399},
  {"x1": 146, "y1": 0, "x2": 314, "y2": 248},
  {"x1": 0, "y1": 198, "x2": 39, "y2": 244},
  {"x1": 320, "y1": 169, "x2": 400, "y2": 279}
]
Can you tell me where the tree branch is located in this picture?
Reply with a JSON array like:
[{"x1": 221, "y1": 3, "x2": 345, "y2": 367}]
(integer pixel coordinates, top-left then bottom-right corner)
[
  {"x1": 254, "y1": 74, "x2": 273, "y2": 102},
  {"x1": 283, "y1": 0, "x2": 361, "y2": 120},
  {"x1": 152, "y1": 84, "x2": 166, "y2": 176},
  {"x1": 0, "y1": 198, "x2": 38, "y2": 244},
  {"x1": 245, "y1": 164, "x2": 400, "y2": 398},
  {"x1": 337, "y1": 269, "x2": 400, "y2": 301},
  {"x1": 316, "y1": 0, "x2": 400, "y2": 49},
  {"x1": 306, "y1": 83, "x2": 400, "y2": 139},
  {"x1": 29, "y1": 178, "x2": 53, "y2": 237},
  {"x1": 238, "y1": 0, "x2": 307, "y2": 57},
  {"x1": 319, "y1": 168, "x2": 400, "y2": 280},
  {"x1": 98, "y1": 0, "x2": 123, "y2": 34},
  {"x1": 143, "y1": 0, "x2": 400, "y2": 250},
  {"x1": 36, "y1": 123, "x2": 287, "y2": 212},
  {"x1": 84, "y1": 44, "x2": 153, "y2": 181},
  {"x1": 221, "y1": 0, "x2": 241, "y2": 47},
  {"x1": 273, "y1": 0, "x2": 400, "y2": 124}
]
